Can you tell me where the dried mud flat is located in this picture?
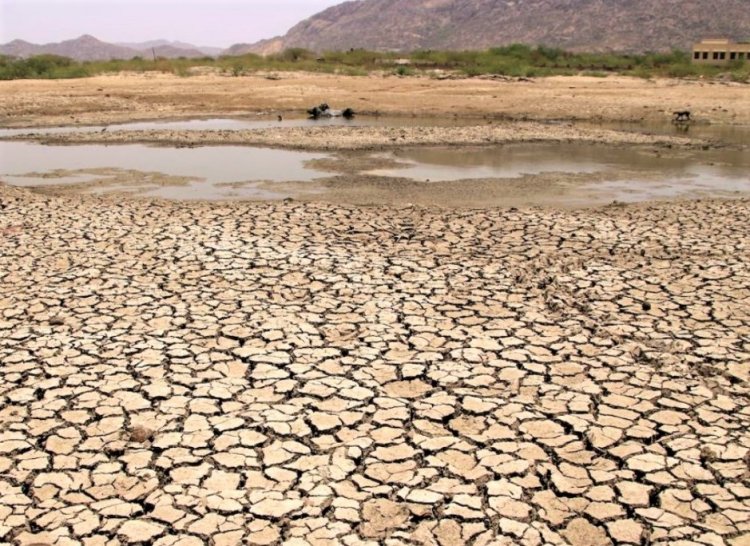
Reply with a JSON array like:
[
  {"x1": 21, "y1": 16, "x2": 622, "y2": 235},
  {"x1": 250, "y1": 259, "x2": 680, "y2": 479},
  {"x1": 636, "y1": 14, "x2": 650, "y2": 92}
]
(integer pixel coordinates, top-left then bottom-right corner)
[{"x1": 1, "y1": 183, "x2": 749, "y2": 546}]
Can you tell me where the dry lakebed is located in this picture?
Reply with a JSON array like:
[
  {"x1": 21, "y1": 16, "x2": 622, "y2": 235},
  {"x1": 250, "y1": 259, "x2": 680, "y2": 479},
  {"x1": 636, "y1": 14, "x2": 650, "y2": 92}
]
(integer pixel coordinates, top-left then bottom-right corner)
[{"x1": 0, "y1": 73, "x2": 749, "y2": 546}]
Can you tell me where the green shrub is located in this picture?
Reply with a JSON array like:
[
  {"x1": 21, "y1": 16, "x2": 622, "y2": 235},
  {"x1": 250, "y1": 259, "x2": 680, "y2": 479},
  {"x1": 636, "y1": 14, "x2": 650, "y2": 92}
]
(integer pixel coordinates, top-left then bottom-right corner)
[
  {"x1": 0, "y1": 45, "x2": 742, "y2": 81},
  {"x1": 174, "y1": 65, "x2": 192, "y2": 77},
  {"x1": 665, "y1": 64, "x2": 698, "y2": 78},
  {"x1": 582, "y1": 70, "x2": 609, "y2": 78},
  {"x1": 272, "y1": 48, "x2": 315, "y2": 62},
  {"x1": 0, "y1": 54, "x2": 92, "y2": 79}
]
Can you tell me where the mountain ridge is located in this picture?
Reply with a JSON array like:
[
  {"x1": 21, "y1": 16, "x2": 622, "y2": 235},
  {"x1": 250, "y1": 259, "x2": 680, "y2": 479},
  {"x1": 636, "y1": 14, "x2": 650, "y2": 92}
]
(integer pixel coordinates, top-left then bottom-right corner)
[
  {"x1": 0, "y1": 35, "x2": 219, "y2": 61},
  {"x1": 116, "y1": 40, "x2": 223, "y2": 57}
]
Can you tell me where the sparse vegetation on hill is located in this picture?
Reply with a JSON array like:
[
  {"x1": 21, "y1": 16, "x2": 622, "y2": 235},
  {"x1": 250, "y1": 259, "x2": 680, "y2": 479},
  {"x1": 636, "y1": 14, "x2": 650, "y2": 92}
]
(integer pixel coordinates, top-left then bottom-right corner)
[{"x1": 1, "y1": 45, "x2": 748, "y2": 82}]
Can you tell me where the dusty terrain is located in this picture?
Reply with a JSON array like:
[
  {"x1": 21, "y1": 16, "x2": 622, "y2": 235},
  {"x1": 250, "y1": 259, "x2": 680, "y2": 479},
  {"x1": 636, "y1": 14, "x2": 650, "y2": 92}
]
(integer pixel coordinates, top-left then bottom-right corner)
[
  {"x1": 1, "y1": 184, "x2": 750, "y2": 545},
  {"x1": 1, "y1": 72, "x2": 749, "y2": 128},
  {"x1": 1, "y1": 72, "x2": 749, "y2": 545}
]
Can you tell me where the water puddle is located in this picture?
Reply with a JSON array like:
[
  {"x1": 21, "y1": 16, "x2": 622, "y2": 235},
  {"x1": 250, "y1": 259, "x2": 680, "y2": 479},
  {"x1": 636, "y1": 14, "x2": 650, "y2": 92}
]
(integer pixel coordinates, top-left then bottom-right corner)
[
  {"x1": 0, "y1": 141, "x2": 330, "y2": 200},
  {"x1": 591, "y1": 121, "x2": 750, "y2": 147},
  {"x1": 370, "y1": 145, "x2": 604, "y2": 181},
  {"x1": 0, "y1": 115, "x2": 478, "y2": 138},
  {"x1": 371, "y1": 143, "x2": 750, "y2": 182},
  {"x1": 1, "y1": 140, "x2": 748, "y2": 206}
]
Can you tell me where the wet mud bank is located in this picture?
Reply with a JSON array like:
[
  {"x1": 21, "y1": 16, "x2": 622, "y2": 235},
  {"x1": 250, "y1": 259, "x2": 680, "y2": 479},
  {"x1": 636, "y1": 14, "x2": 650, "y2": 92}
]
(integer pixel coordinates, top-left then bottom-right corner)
[{"x1": 2, "y1": 122, "x2": 711, "y2": 152}]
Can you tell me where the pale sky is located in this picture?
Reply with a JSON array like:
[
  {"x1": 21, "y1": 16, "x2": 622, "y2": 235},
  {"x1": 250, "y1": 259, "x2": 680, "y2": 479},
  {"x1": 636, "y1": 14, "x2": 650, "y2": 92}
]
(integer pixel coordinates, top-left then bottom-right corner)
[{"x1": 0, "y1": 0, "x2": 340, "y2": 47}]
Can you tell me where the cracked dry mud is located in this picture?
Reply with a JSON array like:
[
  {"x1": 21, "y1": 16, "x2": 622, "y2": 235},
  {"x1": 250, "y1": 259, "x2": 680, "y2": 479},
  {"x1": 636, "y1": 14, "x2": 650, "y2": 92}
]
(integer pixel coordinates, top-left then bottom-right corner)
[{"x1": 1, "y1": 185, "x2": 749, "y2": 546}]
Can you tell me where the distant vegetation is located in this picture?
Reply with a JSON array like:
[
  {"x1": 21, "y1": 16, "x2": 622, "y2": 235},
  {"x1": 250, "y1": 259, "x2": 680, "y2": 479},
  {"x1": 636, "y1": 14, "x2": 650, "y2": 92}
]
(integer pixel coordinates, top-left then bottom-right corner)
[{"x1": 1, "y1": 45, "x2": 748, "y2": 82}]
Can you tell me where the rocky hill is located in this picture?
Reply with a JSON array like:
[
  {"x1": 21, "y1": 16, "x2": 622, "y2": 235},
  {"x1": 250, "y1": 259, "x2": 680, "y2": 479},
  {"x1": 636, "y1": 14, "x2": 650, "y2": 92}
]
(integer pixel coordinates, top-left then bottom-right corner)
[
  {"x1": 0, "y1": 35, "x2": 214, "y2": 61},
  {"x1": 232, "y1": 0, "x2": 750, "y2": 54},
  {"x1": 117, "y1": 40, "x2": 223, "y2": 57},
  {"x1": 149, "y1": 45, "x2": 207, "y2": 59},
  {"x1": 0, "y1": 35, "x2": 138, "y2": 61}
]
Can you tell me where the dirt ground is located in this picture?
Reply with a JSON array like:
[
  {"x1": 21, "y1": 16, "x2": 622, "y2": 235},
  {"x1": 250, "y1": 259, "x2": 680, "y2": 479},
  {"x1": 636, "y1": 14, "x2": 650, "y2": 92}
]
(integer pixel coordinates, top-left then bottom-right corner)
[
  {"x1": 1, "y1": 73, "x2": 750, "y2": 545},
  {"x1": 1, "y1": 72, "x2": 749, "y2": 127},
  {"x1": 1, "y1": 184, "x2": 749, "y2": 545}
]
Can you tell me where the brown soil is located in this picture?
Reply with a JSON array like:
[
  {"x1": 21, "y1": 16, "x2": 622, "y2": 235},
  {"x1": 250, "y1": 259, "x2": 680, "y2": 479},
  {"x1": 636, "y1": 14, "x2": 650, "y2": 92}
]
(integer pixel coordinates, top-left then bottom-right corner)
[
  {"x1": 1, "y1": 183, "x2": 749, "y2": 545},
  {"x1": 1, "y1": 72, "x2": 749, "y2": 128},
  {"x1": 0, "y1": 72, "x2": 749, "y2": 546}
]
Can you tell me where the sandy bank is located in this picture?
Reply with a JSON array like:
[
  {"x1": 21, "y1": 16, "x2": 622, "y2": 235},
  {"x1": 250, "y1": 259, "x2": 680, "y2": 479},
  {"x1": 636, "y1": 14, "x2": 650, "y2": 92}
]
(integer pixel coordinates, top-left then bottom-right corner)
[
  {"x1": 1, "y1": 72, "x2": 749, "y2": 128},
  {"x1": 4, "y1": 122, "x2": 705, "y2": 151}
]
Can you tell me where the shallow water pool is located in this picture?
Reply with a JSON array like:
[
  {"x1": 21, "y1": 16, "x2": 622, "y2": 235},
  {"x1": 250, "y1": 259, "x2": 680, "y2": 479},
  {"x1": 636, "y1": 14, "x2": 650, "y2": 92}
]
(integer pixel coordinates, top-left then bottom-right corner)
[
  {"x1": 0, "y1": 115, "x2": 480, "y2": 138},
  {"x1": 371, "y1": 143, "x2": 750, "y2": 183},
  {"x1": 1, "y1": 139, "x2": 748, "y2": 205},
  {"x1": 0, "y1": 141, "x2": 331, "y2": 200}
]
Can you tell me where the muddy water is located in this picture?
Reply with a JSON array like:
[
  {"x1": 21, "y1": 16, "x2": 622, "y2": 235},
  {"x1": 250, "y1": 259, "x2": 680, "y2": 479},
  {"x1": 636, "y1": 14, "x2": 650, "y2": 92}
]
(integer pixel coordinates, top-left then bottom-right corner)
[
  {"x1": 592, "y1": 121, "x2": 750, "y2": 147},
  {"x1": 1, "y1": 139, "x2": 748, "y2": 206},
  {"x1": 371, "y1": 143, "x2": 750, "y2": 182},
  {"x1": 0, "y1": 142, "x2": 330, "y2": 200},
  {"x1": 0, "y1": 115, "x2": 478, "y2": 138}
]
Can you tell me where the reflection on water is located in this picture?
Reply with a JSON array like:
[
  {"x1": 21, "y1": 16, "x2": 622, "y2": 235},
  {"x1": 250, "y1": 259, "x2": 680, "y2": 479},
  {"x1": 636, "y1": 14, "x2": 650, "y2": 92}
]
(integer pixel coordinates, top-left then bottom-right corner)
[
  {"x1": 590, "y1": 121, "x2": 750, "y2": 147},
  {"x1": 372, "y1": 143, "x2": 750, "y2": 183},
  {"x1": 0, "y1": 142, "x2": 328, "y2": 183},
  {"x1": 0, "y1": 141, "x2": 330, "y2": 200},
  {"x1": 0, "y1": 115, "x2": 479, "y2": 138}
]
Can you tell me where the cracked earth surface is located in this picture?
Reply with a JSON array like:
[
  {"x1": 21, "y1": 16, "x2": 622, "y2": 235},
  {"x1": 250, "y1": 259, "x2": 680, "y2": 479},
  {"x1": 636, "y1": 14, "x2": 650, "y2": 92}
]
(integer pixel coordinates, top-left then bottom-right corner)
[{"x1": 1, "y1": 185, "x2": 749, "y2": 546}]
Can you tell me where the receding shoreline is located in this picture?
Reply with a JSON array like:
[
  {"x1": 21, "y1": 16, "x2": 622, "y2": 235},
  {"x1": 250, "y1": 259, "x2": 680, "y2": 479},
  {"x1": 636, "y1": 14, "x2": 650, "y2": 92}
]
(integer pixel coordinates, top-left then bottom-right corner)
[
  {"x1": 2, "y1": 122, "x2": 709, "y2": 152},
  {"x1": 3, "y1": 122, "x2": 746, "y2": 207}
]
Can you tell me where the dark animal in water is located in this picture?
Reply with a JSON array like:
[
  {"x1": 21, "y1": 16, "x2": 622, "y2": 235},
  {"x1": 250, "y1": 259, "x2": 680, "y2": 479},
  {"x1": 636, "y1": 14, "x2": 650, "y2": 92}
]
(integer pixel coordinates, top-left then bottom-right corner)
[
  {"x1": 308, "y1": 103, "x2": 355, "y2": 119},
  {"x1": 307, "y1": 103, "x2": 330, "y2": 118},
  {"x1": 673, "y1": 111, "x2": 691, "y2": 122}
]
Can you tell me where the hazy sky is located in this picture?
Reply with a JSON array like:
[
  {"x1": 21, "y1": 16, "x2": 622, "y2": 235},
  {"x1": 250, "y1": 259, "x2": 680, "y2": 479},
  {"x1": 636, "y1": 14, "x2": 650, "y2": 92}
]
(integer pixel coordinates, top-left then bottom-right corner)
[{"x1": 0, "y1": 0, "x2": 340, "y2": 47}]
